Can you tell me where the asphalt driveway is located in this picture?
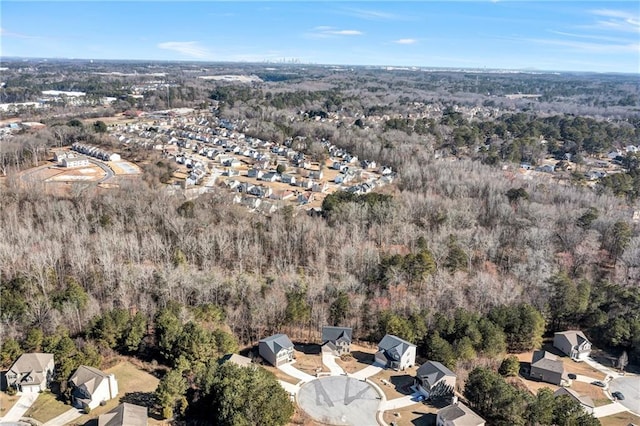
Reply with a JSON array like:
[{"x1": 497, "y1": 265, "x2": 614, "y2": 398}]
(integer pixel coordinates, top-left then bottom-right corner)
[{"x1": 609, "y1": 376, "x2": 640, "y2": 415}]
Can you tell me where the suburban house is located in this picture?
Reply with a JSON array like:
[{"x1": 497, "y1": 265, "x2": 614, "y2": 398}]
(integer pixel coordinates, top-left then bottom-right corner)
[
  {"x1": 553, "y1": 330, "x2": 592, "y2": 361},
  {"x1": 436, "y1": 400, "x2": 485, "y2": 426},
  {"x1": 259, "y1": 334, "x2": 295, "y2": 367},
  {"x1": 415, "y1": 361, "x2": 456, "y2": 399},
  {"x1": 220, "y1": 353, "x2": 253, "y2": 368},
  {"x1": 530, "y1": 350, "x2": 568, "y2": 386},
  {"x1": 69, "y1": 365, "x2": 119, "y2": 410},
  {"x1": 6, "y1": 353, "x2": 55, "y2": 393},
  {"x1": 321, "y1": 326, "x2": 352, "y2": 356},
  {"x1": 62, "y1": 156, "x2": 90, "y2": 168},
  {"x1": 554, "y1": 387, "x2": 595, "y2": 414},
  {"x1": 98, "y1": 402, "x2": 148, "y2": 426},
  {"x1": 375, "y1": 334, "x2": 416, "y2": 370}
]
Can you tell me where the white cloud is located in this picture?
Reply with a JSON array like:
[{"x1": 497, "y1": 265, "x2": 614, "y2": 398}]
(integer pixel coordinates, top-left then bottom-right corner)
[
  {"x1": 307, "y1": 27, "x2": 363, "y2": 39},
  {"x1": 0, "y1": 27, "x2": 40, "y2": 39},
  {"x1": 342, "y1": 8, "x2": 406, "y2": 21},
  {"x1": 394, "y1": 38, "x2": 417, "y2": 45},
  {"x1": 589, "y1": 9, "x2": 640, "y2": 33},
  {"x1": 157, "y1": 41, "x2": 210, "y2": 58}
]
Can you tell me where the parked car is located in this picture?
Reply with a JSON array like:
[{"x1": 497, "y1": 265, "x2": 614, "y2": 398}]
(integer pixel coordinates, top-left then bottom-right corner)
[
  {"x1": 568, "y1": 373, "x2": 577, "y2": 380},
  {"x1": 591, "y1": 381, "x2": 606, "y2": 387},
  {"x1": 612, "y1": 391, "x2": 625, "y2": 400}
]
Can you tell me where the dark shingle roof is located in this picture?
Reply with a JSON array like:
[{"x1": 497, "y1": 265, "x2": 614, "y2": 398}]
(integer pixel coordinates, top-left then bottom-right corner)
[{"x1": 321, "y1": 326, "x2": 352, "y2": 344}]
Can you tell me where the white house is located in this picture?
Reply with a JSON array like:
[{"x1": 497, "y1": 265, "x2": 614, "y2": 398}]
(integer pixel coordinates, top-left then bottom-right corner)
[
  {"x1": 6, "y1": 353, "x2": 55, "y2": 393},
  {"x1": 553, "y1": 330, "x2": 592, "y2": 361},
  {"x1": 436, "y1": 400, "x2": 485, "y2": 426},
  {"x1": 321, "y1": 326, "x2": 352, "y2": 356},
  {"x1": 62, "y1": 156, "x2": 90, "y2": 168},
  {"x1": 375, "y1": 334, "x2": 416, "y2": 370},
  {"x1": 259, "y1": 334, "x2": 294, "y2": 367},
  {"x1": 69, "y1": 365, "x2": 119, "y2": 410},
  {"x1": 415, "y1": 361, "x2": 456, "y2": 398}
]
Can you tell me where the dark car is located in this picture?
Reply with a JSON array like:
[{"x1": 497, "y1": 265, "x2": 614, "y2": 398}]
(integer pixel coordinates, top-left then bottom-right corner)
[
  {"x1": 612, "y1": 391, "x2": 625, "y2": 400},
  {"x1": 591, "y1": 381, "x2": 606, "y2": 387},
  {"x1": 568, "y1": 373, "x2": 577, "y2": 380}
]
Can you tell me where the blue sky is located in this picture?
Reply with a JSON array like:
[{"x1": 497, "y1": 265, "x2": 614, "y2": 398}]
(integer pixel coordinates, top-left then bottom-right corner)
[{"x1": 1, "y1": 1, "x2": 639, "y2": 73}]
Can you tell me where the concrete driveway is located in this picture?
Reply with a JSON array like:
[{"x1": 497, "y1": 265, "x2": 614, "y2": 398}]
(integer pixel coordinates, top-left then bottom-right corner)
[
  {"x1": 378, "y1": 392, "x2": 422, "y2": 411},
  {"x1": 42, "y1": 407, "x2": 83, "y2": 426},
  {"x1": 609, "y1": 376, "x2": 640, "y2": 415},
  {"x1": 321, "y1": 352, "x2": 345, "y2": 375},
  {"x1": 277, "y1": 380, "x2": 299, "y2": 395},
  {"x1": 350, "y1": 362, "x2": 385, "y2": 380},
  {"x1": 593, "y1": 401, "x2": 628, "y2": 418},
  {"x1": 0, "y1": 393, "x2": 39, "y2": 423},
  {"x1": 277, "y1": 362, "x2": 315, "y2": 383}
]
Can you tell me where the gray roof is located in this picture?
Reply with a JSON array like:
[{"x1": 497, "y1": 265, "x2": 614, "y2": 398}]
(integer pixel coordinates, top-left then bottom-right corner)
[
  {"x1": 70, "y1": 365, "x2": 110, "y2": 394},
  {"x1": 321, "y1": 326, "x2": 352, "y2": 344},
  {"x1": 438, "y1": 402, "x2": 485, "y2": 425},
  {"x1": 10, "y1": 353, "x2": 54, "y2": 375},
  {"x1": 220, "y1": 353, "x2": 253, "y2": 367},
  {"x1": 416, "y1": 361, "x2": 456, "y2": 387},
  {"x1": 259, "y1": 334, "x2": 293, "y2": 355},
  {"x1": 532, "y1": 350, "x2": 565, "y2": 374},
  {"x1": 554, "y1": 387, "x2": 595, "y2": 408},
  {"x1": 555, "y1": 330, "x2": 589, "y2": 347},
  {"x1": 378, "y1": 334, "x2": 415, "y2": 361},
  {"x1": 98, "y1": 403, "x2": 148, "y2": 426}
]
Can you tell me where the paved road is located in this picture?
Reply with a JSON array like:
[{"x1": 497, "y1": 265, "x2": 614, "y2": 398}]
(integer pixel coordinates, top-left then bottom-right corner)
[
  {"x1": 574, "y1": 374, "x2": 599, "y2": 383},
  {"x1": 88, "y1": 159, "x2": 114, "y2": 183},
  {"x1": 277, "y1": 362, "x2": 315, "y2": 383},
  {"x1": 609, "y1": 376, "x2": 640, "y2": 415},
  {"x1": 42, "y1": 407, "x2": 83, "y2": 426},
  {"x1": 350, "y1": 362, "x2": 385, "y2": 380},
  {"x1": 321, "y1": 352, "x2": 345, "y2": 375},
  {"x1": 0, "y1": 393, "x2": 39, "y2": 423}
]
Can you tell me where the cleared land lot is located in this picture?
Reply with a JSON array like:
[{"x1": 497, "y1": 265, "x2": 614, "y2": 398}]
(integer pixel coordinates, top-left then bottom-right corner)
[{"x1": 0, "y1": 392, "x2": 20, "y2": 417}]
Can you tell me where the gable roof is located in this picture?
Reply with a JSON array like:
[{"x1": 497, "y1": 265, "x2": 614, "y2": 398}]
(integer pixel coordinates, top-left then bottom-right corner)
[
  {"x1": 438, "y1": 401, "x2": 485, "y2": 425},
  {"x1": 416, "y1": 361, "x2": 456, "y2": 387},
  {"x1": 220, "y1": 353, "x2": 253, "y2": 368},
  {"x1": 98, "y1": 403, "x2": 148, "y2": 426},
  {"x1": 10, "y1": 353, "x2": 54, "y2": 375},
  {"x1": 554, "y1": 387, "x2": 595, "y2": 409},
  {"x1": 321, "y1": 326, "x2": 353, "y2": 344},
  {"x1": 378, "y1": 334, "x2": 415, "y2": 360},
  {"x1": 531, "y1": 350, "x2": 564, "y2": 374},
  {"x1": 70, "y1": 365, "x2": 110, "y2": 394},
  {"x1": 555, "y1": 330, "x2": 590, "y2": 347},
  {"x1": 259, "y1": 334, "x2": 294, "y2": 355}
]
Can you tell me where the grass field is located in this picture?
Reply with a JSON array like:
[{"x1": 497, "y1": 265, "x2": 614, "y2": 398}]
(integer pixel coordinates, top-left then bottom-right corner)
[
  {"x1": 25, "y1": 391, "x2": 70, "y2": 423},
  {"x1": 382, "y1": 404, "x2": 439, "y2": 426},
  {"x1": 599, "y1": 412, "x2": 640, "y2": 426}
]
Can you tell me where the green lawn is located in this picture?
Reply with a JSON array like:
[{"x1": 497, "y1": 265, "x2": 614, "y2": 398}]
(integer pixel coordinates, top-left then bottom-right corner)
[{"x1": 24, "y1": 391, "x2": 70, "y2": 423}]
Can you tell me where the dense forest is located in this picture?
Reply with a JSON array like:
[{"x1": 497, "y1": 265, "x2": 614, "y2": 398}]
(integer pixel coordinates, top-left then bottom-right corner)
[{"x1": 1, "y1": 62, "x2": 639, "y2": 424}]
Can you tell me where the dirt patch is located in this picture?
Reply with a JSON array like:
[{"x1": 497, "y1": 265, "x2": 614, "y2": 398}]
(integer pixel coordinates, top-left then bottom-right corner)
[
  {"x1": 335, "y1": 344, "x2": 376, "y2": 374},
  {"x1": 383, "y1": 404, "x2": 439, "y2": 426},
  {"x1": 292, "y1": 347, "x2": 328, "y2": 375},
  {"x1": 0, "y1": 391, "x2": 20, "y2": 416},
  {"x1": 370, "y1": 366, "x2": 419, "y2": 401}
]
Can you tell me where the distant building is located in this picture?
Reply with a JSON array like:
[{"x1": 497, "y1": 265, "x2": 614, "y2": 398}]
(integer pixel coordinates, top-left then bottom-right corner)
[
  {"x1": 62, "y1": 156, "x2": 90, "y2": 168},
  {"x1": 321, "y1": 326, "x2": 352, "y2": 356},
  {"x1": 220, "y1": 353, "x2": 253, "y2": 368},
  {"x1": 436, "y1": 400, "x2": 485, "y2": 426},
  {"x1": 69, "y1": 365, "x2": 118, "y2": 410},
  {"x1": 6, "y1": 353, "x2": 55, "y2": 393},
  {"x1": 259, "y1": 334, "x2": 294, "y2": 367},
  {"x1": 375, "y1": 334, "x2": 416, "y2": 370},
  {"x1": 530, "y1": 350, "x2": 568, "y2": 385},
  {"x1": 98, "y1": 403, "x2": 147, "y2": 426},
  {"x1": 553, "y1": 330, "x2": 591, "y2": 361}
]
